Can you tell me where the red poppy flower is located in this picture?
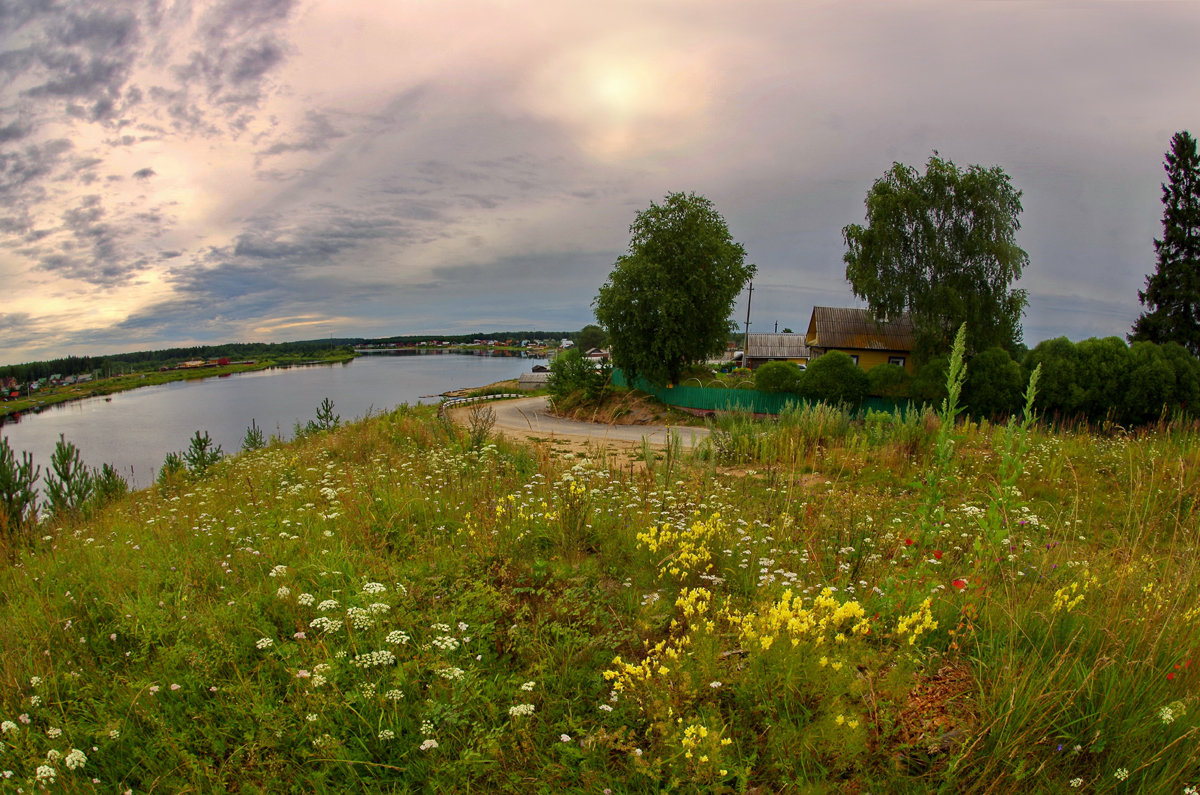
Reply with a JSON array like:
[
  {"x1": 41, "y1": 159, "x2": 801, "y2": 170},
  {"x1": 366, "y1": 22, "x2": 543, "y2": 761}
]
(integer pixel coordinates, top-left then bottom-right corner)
[
  {"x1": 934, "y1": 550, "x2": 944, "y2": 560},
  {"x1": 905, "y1": 539, "x2": 914, "y2": 546},
  {"x1": 1167, "y1": 672, "x2": 1176, "y2": 681},
  {"x1": 952, "y1": 579, "x2": 967, "y2": 590}
]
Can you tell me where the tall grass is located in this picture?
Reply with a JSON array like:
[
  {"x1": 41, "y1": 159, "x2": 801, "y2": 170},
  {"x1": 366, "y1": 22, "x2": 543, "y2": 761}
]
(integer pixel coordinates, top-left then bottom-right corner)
[{"x1": 0, "y1": 397, "x2": 1196, "y2": 792}]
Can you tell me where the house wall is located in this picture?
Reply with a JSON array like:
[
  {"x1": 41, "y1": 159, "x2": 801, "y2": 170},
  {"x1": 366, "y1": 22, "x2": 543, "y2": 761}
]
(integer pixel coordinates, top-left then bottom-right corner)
[{"x1": 823, "y1": 348, "x2": 913, "y2": 374}]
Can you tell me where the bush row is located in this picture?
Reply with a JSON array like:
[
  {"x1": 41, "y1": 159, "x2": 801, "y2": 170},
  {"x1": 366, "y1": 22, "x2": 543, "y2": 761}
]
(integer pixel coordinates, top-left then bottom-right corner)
[{"x1": 754, "y1": 338, "x2": 1200, "y2": 426}]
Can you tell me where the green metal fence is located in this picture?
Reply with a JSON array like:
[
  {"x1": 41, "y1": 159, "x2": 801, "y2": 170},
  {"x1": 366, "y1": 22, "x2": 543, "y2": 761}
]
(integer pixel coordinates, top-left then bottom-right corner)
[{"x1": 611, "y1": 369, "x2": 909, "y2": 417}]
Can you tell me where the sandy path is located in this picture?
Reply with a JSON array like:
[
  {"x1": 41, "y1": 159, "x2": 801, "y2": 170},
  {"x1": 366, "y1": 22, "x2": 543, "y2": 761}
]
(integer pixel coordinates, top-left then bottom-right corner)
[{"x1": 445, "y1": 396, "x2": 710, "y2": 451}]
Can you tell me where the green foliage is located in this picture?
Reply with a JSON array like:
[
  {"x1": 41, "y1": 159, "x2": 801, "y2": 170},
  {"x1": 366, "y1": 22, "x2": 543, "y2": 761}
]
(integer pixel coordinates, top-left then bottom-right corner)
[
  {"x1": 159, "y1": 451, "x2": 186, "y2": 484},
  {"x1": 1, "y1": 396, "x2": 1199, "y2": 792},
  {"x1": 1023, "y1": 336, "x2": 1200, "y2": 426},
  {"x1": 753, "y1": 361, "x2": 804, "y2": 394},
  {"x1": 242, "y1": 418, "x2": 267, "y2": 452},
  {"x1": 1023, "y1": 337, "x2": 1085, "y2": 418},
  {"x1": 0, "y1": 437, "x2": 39, "y2": 537},
  {"x1": 1131, "y1": 131, "x2": 1200, "y2": 356},
  {"x1": 920, "y1": 324, "x2": 967, "y2": 537},
  {"x1": 183, "y1": 431, "x2": 223, "y2": 476},
  {"x1": 1075, "y1": 337, "x2": 1132, "y2": 423},
  {"x1": 843, "y1": 153, "x2": 1029, "y2": 361},
  {"x1": 310, "y1": 397, "x2": 341, "y2": 433},
  {"x1": 44, "y1": 434, "x2": 93, "y2": 519},
  {"x1": 594, "y1": 192, "x2": 755, "y2": 386},
  {"x1": 909, "y1": 356, "x2": 949, "y2": 405},
  {"x1": 798, "y1": 351, "x2": 868, "y2": 406},
  {"x1": 90, "y1": 463, "x2": 128, "y2": 507},
  {"x1": 866, "y1": 363, "x2": 910, "y2": 398},
  {"x1": 963, "y1": 347, "x2": 1024, "y2": 419},
  {"x1": 576, "y1": 324, "x2": 607, "y2": 351},
  {"x1": 548, "y1": 348, "x2": 610, "y2": 403}
]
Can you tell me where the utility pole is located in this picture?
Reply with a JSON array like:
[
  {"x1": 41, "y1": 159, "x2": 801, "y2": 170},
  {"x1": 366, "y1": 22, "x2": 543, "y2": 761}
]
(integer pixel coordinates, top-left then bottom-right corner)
[
  {"x1": 741, "y1": 281, "x2": 753, "y2": 366},
  {"x1": 774, "y1": 321, "x2": 778, "y2": 333}
]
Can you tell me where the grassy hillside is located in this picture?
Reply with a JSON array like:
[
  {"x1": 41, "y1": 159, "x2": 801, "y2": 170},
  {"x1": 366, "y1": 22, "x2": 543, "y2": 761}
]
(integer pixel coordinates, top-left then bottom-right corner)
[{"x1": 0, "y1": 400, "x2": 1197, "y2": 792}]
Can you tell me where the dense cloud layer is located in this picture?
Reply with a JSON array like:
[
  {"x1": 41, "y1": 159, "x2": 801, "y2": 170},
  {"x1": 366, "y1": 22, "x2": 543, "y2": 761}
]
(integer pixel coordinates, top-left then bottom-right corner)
[{"x1": 2, "y1": 0, "x2": 1199, "y2": 364}]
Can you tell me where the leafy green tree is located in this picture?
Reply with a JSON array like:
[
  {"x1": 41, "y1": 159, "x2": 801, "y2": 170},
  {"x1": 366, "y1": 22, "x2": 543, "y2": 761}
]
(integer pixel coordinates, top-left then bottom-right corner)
[
  {"x1": 963, "y1": 347, "x2": 1023, "y2": 419},
  {"x1": 798, "y1": 351, "x2": 869, "y2": 406},
  {"x1": 909, "y1": 356, "x2": 949, "y2": 405},
  {"x1": 576, "y1": 324, "x2": 608, "y2": 351},
  {"x1": 1130, "y1": 131, "x2": 1200, "y2": 356},
  {"x1": 753, "y1": 361, "x2": 804, "y2": 394},
  {"x1": 594, "y1": 192, "x2": 755, "y2": 386},
  {"x1": 1075, "y1": 337, "x2": 1131, "y2": 423},
  {"x1": 1023, "y1": 337, "x2": 1085, "y2": 419},
  {"x1": 843, "y1": 154, "x2": 1029, "y2": 361}
]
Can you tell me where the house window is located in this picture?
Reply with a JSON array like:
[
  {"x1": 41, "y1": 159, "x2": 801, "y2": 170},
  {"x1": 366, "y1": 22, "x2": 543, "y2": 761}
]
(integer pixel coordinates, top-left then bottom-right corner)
[
  {"x1": 888, "y1": 356, "x2": 906, "y2": 367},
  {"x1": 849, "y1": 355, "x2": 859, "y2": 366}
]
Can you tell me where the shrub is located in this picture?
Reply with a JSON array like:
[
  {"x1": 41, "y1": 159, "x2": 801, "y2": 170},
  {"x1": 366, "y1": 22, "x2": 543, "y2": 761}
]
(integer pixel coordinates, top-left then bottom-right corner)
[
  {"x1": 90, "y1": 463, "x2": 128, "y2": 507},
  {"x1": 1160, "y1": 341, "x2": 1200, "y2": 411},
  {"x1": 1075, "y1": 337, "x2": 1131, "y2": 423},
  {"x1": 753, "y1": 361, "x2": 804, "y2": 394},
  {"x1": 1023, "y1": 337, "x2": 1085, "y2": 419},
  {"x1": 909, "y1": 356, "x2": 949, "y2": 405},
  {"x1": 549, "y1": 348, "x2": 610, "y2": 403},
  {"x1": 799, "y1": 352, "x2": 868, "y2": 406},
  {"x1": 866, "y1": 363, "x2": 910, "y2": 398},
  {"x1": 963, "y1": 347, "x2": 1023, "y2": 419},
  {"x1": 1124, "y1": 342, "x2": 1180, "y2": 426}
]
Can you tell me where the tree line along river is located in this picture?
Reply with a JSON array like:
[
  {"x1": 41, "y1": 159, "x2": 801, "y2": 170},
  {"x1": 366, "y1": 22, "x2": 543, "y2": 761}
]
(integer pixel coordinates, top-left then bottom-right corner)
[{"x1": 0, "y1": 352, "x2": 546, "y2": 489}]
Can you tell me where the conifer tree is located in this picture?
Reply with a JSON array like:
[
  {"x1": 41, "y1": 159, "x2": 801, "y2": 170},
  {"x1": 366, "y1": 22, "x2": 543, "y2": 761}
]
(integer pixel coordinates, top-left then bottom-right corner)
[{"x1": 1131, "y1": 131, "x2": 1200, "y2": 356}]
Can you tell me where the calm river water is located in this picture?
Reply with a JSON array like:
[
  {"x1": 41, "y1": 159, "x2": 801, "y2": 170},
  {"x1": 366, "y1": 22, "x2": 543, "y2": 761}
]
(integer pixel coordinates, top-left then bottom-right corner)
[{"x1": 0, "y1": 352, "x2": 545, "y2": 488}]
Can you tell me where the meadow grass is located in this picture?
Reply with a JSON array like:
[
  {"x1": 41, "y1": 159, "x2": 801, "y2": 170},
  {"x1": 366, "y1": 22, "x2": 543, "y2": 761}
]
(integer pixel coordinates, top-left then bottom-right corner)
[{"x1": 0, "y1": 399, "x2": 1197, "y2": 792}]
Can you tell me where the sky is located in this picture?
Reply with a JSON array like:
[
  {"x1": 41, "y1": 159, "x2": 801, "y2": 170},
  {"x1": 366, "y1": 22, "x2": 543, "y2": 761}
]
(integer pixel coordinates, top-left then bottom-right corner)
[{"x1": 2, "y1": 0, "x2": 1199, "y2": 366}]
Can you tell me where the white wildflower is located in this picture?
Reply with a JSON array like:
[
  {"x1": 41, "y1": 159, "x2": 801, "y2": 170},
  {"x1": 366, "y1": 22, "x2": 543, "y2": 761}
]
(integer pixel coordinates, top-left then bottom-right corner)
[
  {"x1": 65, "y1": 748, "x2": 87, "y2": 770},
  {"x1": 297, "y1": 593, "x2": 315, "y2": 606},
  {"x1": 419, "y1": 738, "x2": 439, "y2": 751},
  {"x1": 255, "y1": 637, "x2": 274, "y2": 649},
  {"x1": 509, "y1": 703, "x2": 535, "y2": 717}
]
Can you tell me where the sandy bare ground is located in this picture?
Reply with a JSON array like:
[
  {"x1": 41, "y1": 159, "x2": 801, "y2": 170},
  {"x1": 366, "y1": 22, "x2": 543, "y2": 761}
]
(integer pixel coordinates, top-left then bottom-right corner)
[{"x1": 444, "y1": 396, "x2": 710, "y2": 465}]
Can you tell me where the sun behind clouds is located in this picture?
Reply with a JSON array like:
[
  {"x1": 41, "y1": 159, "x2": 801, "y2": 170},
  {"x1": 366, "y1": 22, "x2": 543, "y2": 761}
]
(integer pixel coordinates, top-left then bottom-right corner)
[{"x1": 520, "y1": 36, "x2": 715, "y2": 160}]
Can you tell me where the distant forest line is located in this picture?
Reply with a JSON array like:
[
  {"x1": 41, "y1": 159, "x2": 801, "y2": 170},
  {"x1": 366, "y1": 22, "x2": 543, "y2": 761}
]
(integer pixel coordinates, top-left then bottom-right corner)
[{"x1": 0, "y1": 331, "x2": 574, "y2": 382}]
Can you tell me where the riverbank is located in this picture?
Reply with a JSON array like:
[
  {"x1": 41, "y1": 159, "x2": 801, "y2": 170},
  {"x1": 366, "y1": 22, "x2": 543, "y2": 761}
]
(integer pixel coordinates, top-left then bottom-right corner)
[{"x1": 0, "y1": 352, "x2": 356, "y2": 421}]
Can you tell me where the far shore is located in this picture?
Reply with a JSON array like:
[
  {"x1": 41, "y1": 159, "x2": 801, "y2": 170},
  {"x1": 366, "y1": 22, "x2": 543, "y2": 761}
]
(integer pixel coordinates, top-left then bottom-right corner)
[{"x1": 0, "y1": 354, "x2": 356, "y2": 422}]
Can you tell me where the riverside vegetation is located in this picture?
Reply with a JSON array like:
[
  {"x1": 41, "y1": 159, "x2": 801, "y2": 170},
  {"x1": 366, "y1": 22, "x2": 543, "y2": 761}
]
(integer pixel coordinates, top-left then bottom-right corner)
[{"x1": 0, "y1": 336, "x2": 1198, "y2": 792}]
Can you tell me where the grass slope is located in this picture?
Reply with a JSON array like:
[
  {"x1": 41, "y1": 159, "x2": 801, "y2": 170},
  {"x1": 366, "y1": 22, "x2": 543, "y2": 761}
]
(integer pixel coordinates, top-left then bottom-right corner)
[{"x1": 0, "y1": 403, "x2": 1197, "y2": 793}]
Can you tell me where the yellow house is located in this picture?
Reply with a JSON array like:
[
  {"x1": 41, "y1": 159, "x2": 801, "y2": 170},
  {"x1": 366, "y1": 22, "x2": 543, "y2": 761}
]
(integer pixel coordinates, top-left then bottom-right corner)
[{"x1": 805, "y1": 307, "x2": 916, "y2": 374}]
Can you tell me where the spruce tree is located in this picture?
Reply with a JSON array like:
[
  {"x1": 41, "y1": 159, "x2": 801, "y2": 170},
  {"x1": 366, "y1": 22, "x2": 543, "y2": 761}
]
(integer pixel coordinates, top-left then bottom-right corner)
[{"x1": 1131, "y1": 131, "x2": 1200, "y2": 356}]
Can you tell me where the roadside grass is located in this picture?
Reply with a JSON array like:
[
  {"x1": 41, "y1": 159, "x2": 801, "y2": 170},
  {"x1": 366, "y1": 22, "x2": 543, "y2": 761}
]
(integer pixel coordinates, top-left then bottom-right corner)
[{"x1": 0, "y1": 398, "x2": 1196, "y2": 792}]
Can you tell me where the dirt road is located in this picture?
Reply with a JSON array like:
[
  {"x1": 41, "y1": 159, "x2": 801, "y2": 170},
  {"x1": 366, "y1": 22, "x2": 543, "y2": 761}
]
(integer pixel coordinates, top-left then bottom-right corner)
[{"x1": 446, "y1": 396, "x2": 710, "y2": 451}]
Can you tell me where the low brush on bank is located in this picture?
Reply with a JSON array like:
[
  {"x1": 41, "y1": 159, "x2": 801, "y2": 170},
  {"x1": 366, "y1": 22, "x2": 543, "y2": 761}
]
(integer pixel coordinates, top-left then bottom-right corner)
[{"x1": 0, "y1": 399, "x2": 1197, "y2": 792}]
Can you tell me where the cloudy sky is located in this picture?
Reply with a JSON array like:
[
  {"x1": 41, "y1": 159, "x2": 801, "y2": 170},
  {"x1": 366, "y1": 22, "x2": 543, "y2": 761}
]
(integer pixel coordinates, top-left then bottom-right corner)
[{"x1": 1, "y1": 0, "x2": 1198, "y2": 365}]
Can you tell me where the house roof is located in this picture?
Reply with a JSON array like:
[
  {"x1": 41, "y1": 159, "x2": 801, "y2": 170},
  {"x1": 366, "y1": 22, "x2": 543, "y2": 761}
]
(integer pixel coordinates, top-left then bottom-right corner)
[
  {"x1": 806, "y1": 307, "x2": 914, "y2": 351},
  {"x1": 745, "y1": 333, "x2": 810, "y2": 359}
]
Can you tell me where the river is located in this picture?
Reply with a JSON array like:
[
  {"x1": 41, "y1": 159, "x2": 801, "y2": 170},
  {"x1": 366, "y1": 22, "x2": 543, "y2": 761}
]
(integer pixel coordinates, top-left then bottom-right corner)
[{"x1": 0, "y1": 351, "x2": 546, "y2": 488}]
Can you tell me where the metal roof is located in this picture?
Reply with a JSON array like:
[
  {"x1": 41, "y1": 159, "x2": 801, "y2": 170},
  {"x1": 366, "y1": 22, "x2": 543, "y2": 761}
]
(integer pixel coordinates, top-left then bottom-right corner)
[
  {"x1": 807, "y1": 307, "x2": 914, "y2": 351},
  {"x1": 745, "y1": 333, "x2": 810, "y2": 359}
]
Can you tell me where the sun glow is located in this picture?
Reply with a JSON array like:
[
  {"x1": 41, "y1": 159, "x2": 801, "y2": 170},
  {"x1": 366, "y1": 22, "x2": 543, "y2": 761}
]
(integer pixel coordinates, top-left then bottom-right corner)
[{"x1": 520, "y1": 38, "x2": 714, "y2": 159}]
